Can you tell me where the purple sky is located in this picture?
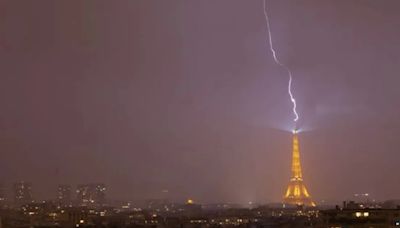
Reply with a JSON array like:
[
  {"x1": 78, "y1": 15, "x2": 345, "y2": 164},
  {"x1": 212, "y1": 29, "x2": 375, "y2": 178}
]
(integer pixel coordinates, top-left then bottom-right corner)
[{"x1": 1, "y1": 0, "x2": 400, "y2": 204}]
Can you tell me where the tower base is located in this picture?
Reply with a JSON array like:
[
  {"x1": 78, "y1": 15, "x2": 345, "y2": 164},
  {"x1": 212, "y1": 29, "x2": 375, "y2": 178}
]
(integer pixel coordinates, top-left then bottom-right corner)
[{"x1": 283, "y1": 179, "x2": 316, "y2": 207}]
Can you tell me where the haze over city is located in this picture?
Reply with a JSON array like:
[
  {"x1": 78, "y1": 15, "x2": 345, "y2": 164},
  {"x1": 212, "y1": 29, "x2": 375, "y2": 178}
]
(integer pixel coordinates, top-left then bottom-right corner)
[{"x1": 1, "y1": 0, "x2": 400, "y2": 206}]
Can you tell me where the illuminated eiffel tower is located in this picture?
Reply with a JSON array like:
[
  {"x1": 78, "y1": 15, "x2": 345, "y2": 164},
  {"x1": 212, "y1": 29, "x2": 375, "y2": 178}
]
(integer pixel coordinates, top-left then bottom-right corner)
[{"x1": 283, "y1": 130, "x2": 316, "y2": 207}]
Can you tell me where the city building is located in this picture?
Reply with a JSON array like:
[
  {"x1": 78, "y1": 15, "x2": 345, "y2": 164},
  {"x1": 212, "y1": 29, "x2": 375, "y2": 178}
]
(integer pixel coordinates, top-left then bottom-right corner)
[
  {"x1": 283, "y1": 130, "x2": 316, "y2": 207},
  {"x1": 183, "y1": 199, "x2": 202, "y2": 217},
  {"x1": 13, "y1": 182, "x2": 33, "y2": 205},
  {"x1": 76, "y1": 184, "x2": 106, "y2": 207},
  {"x1": 57, "y1": 185, "x2": 71, "y2": 206},
  {"x1": 383, "y1": 200, "x2": 400, "y2": 209},
  {"x1": 0, "y1": 184, "x2": 5, "y2": 203},
  {"x1": 321, "y1": 207, "x2": 400, "y2": 227}
]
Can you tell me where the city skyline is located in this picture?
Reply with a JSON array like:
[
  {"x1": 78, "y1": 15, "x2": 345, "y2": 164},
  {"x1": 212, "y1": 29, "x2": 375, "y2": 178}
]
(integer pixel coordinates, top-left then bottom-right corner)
[{"x1": 0, "y1": 0, "x2": 400, "y2": 204}]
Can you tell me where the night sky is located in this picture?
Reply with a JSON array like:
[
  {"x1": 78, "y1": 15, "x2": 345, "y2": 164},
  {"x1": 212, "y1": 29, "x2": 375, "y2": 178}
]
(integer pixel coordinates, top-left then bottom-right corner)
[{"x1": 1, "y1": 0, "x2": 400, "y2": 204}]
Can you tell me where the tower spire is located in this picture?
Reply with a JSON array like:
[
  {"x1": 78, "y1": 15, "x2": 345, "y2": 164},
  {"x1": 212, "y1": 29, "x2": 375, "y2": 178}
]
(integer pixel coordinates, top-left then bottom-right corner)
[{"x1": 283, "y1": 131, "x2": 316, "y2": 207}]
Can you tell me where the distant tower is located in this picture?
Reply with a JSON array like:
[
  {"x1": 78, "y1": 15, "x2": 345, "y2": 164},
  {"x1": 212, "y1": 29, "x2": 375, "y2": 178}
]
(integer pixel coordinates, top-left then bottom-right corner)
[{"x1": 283, "y1": 131, "x2": 316, "y2": 207}]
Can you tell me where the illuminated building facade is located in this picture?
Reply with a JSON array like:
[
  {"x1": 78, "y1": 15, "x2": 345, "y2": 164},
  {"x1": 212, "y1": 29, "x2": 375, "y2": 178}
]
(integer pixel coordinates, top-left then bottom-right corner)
[
  {"x1": 57, "y1": 185, "x2": 71, "y2": 205},
  {"x1": 0, "y1": 184, "x2": 5, "y2": 203},
  {"x1": 321, "y1": 208, "x2": 400, "y2": 227},
  {"x1": 14, "y1": 181, "x2": 33, "y2": 205},
  {"x1": 76, "y1": 183, "x2": 106, "y2": 206},
  {"x1": 283, "y1": 131, "x2": 316, "y2": 207}
]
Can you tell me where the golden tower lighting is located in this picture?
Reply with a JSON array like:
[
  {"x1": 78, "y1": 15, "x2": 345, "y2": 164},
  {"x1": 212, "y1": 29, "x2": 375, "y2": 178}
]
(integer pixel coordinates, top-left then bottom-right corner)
[{"x1": 283, "y1": 130, "x2": 316, "y2": 207}]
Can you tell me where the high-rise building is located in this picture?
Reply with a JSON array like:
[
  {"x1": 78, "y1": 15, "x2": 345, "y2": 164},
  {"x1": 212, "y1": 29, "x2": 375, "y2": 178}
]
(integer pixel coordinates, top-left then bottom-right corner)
[
  {"x1": 0, "y1": 184, "x2": 4, "y2": 200},
  {"x1": 283, "y1": 130, "x2": 316, "y2": 207},
  {"x1": 57, "y1": 185, "x2": 71, "y2": 205},
  {"x1": 14, "y1": 181, "x2": 33, "y2": 205},
  {"x1": 0, "y1": 184, "x2": 5, "y2": 204},
  {"x1": 76, "y1": 183, "x2": 106, "y2": 206}
]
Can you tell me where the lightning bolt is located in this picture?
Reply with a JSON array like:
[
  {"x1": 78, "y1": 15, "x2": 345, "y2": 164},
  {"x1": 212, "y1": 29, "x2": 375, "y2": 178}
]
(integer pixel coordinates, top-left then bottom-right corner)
[{"x1": 263, "y1": 0, "x2": 299, "y2": 123}]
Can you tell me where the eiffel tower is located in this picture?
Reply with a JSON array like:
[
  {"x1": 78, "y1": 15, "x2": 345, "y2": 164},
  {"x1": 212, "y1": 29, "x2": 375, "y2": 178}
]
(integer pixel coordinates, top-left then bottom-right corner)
[{"x1": 283, "y1": 130, "x2": 316, "y2": 207}]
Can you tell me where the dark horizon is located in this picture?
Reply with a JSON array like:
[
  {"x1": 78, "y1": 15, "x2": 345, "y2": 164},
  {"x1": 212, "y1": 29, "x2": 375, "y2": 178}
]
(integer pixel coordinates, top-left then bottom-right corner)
[{"x1": 1, "y1": 0, "x2": 400, "y2": 204}]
